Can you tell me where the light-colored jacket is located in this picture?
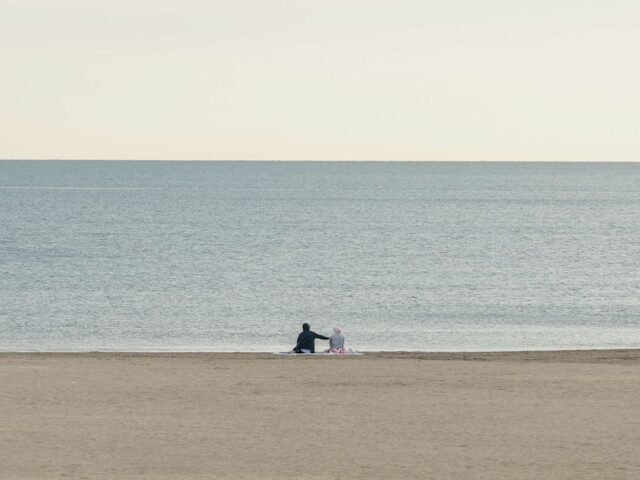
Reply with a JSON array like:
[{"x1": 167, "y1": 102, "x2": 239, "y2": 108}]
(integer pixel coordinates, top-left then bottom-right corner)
[{"x1": 329, "y1": 333, "x2": 345, "y2": 349}]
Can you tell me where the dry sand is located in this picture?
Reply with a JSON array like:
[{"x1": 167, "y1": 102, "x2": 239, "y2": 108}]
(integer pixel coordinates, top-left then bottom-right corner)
[{"x1": 2, "y1": 350, "x2": 640, "y2": 480}]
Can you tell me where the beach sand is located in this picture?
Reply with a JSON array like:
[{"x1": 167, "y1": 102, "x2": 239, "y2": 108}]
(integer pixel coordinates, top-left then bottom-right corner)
[{"x1": 2, "y1": 350, "x2": 640, "y2": 479}]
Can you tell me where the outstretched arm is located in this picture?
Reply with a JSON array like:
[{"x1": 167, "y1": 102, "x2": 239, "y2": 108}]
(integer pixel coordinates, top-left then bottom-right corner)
[{"x1": 314, "y1": 332, "x2": 329, "y2": 340}]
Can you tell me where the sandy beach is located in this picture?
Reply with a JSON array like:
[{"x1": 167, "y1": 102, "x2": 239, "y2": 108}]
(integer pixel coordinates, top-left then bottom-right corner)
[{"x1": 2, "y1": 350, "x2": 640, "y2": 480}]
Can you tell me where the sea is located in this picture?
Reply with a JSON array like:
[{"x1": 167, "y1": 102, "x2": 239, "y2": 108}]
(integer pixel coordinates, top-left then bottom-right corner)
[{"x1": 0, "y1": 160, "x2": 638, "y2": 352}]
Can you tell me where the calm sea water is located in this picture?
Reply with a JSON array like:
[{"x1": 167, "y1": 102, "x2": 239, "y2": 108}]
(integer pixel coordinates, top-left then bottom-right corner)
[{"x1": 0, "y1": 161, "x2": 638, "y2": 352}]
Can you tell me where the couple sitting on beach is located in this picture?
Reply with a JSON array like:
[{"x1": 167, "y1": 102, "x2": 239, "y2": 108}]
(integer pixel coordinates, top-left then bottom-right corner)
[{"x1": 292, "y1": 323, "x2": 348, "y2": 354}]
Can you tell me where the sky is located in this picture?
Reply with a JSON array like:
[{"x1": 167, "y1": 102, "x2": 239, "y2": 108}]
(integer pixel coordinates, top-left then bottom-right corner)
[{"x1": 1, "y1": 0, "x2": 638, "y2": 161}]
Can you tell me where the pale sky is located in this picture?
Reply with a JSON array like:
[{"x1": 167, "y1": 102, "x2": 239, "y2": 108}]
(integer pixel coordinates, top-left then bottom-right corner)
[{"x1": 1, "y1": 0, "x2": 638, "y2": 161}]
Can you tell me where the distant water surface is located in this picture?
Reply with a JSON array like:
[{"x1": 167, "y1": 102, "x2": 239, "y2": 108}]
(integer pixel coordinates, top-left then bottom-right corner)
[{"x1": 0, "y1": 161, "x2": 638, "y2": 351}]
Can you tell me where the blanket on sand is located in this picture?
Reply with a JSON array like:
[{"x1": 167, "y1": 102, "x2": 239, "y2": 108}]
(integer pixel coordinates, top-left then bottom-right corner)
[{"x1": 274, "y1": 351, "x2": 363, "y2": 356}]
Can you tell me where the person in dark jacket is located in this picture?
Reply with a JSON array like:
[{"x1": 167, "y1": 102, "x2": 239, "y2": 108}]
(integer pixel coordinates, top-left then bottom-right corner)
[{"x1": 293, "y1": 323, "x2": 329, "y2": 353}]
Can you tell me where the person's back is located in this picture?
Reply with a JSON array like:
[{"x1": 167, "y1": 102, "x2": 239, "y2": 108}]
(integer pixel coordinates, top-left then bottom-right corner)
[
  {"x1": 329, "y1": 327, "x2": 345, "y2": 350},
  {"x1": 294, "y1": 323, "x2": 329, "y2": 353}
]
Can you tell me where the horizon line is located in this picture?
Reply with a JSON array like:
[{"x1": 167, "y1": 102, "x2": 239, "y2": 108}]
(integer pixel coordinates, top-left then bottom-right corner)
[{"x1": 1, "y1": 159, "x2": 638, "y2": 163}]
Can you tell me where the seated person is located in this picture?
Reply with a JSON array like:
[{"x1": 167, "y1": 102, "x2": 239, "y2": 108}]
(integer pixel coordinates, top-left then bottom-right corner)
[
  {"x1": 293, "y1": 323, "x2": 329, "y2": 353},
  {"x1": 328, "y1": 326, "x2": 347, "y2": 353}
]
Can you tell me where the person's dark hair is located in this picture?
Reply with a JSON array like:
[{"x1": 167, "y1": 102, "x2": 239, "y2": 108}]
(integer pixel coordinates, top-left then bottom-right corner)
[{"x1": 302, "y1": 323, "x2": 310, "y2": 331}]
